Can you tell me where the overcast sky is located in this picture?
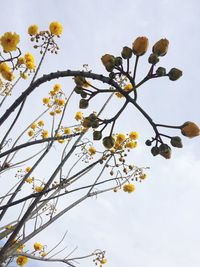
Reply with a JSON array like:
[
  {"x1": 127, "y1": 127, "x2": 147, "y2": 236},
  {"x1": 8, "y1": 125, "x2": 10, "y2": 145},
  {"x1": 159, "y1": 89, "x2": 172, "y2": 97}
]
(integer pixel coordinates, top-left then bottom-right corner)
[{"x1": 1, "y1": 1, "x2": 200, "y2": 267}]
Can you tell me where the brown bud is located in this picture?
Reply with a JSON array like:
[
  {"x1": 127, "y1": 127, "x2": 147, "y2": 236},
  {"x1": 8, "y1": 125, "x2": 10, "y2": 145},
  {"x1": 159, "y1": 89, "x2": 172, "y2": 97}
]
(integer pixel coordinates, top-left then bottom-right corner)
[
  {"x1": 121, "y1": 46, "x2": 132, "y2": 59},
  {"x1": 170, "y1": 136, "x2": 183, "y2": 148},
  {"x1": 132, "y1": 37, "x2": 149, "y2": 56},
  {"x1": 168, "y1": 68, "x2": 183, "y2": 81},
  {"x1": 181, "y1": 121, "x2": 200, "y2": 138},
  {"x1": 152, "y1": 38, "x2": 169, "y2": 56},
  {"x1": 101, "y1": 54, "x2": 115, "y2": 67}
]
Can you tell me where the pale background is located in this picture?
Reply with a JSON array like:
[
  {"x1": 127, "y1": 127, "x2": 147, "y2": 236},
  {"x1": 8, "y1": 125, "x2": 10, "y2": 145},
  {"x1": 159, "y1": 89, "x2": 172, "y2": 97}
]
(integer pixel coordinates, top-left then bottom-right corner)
[{"x1": 1, "y1": 0, "x2": 200, "y2": 267}]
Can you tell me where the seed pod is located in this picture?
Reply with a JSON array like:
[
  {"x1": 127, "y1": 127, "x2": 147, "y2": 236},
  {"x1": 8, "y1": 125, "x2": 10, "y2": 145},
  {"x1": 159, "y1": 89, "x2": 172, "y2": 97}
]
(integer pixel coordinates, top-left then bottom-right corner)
[
  {"x1": 79, "y1": 99, "x2": 89, "y2": 109},
  {"x1": 170, "y1": 136, "x2": 183, "y2": 148},
  {"x1": 103, "y1": 136, "x2": 115, "y2": 149},
  {"x1": 121, "y1": 46, "x2": 132, "y2": 59},
  {"x1": 168, "y1": 68, "x2": 183, "y2": 81},
  {"x1": 148, "y1": 53, "x2": 159, "y2": 65},
  {"x1": 93, "y1": 131, "x2": 102, "y2": 140},
  {"x1": 151, "y1": 146, "x2": 159, "y2": 156}
]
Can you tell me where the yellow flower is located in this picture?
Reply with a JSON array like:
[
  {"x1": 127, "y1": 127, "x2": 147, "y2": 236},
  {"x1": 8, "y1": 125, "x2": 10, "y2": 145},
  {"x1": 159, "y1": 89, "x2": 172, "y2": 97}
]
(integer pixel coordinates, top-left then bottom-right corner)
[
  {"x1": 132, "y1": 36, "x2": 149, "y2": 56},
  {"x1": 41, "y1": 130, "x2": 49, "y2": 139},
  {"x1": 49, "y1": 111, "x2": 55, "y2": 116},
  {"x1": 28, "y1": 129, "x2": 34, "y2": 137},
  {"x1": 35, "y1": 186, "x2": 44, "y2": 193},
  {"x1": 25, "y1": 166, "x2": 31, "y2": 172},
  {"x1": 53, "y1": 84, "x2": 61, "y2": 92},
  {"x1": 88, "y1": 146, "x2": 96, "y2": 155},
  {"x1": 101, "y1": 258, "x2": 107, "y2": 264},
  {"x1": 34, "y1": 242, "x2": 43, "y2": 251},
  {"x1": 75, "y1": 111, "x2": 83, "y2": 121},
  {"x1": 57, "y1": 99, "x2": 65, "y2": 106},
  {"x1": 28, "y1": 24, "x2": 39, "y2": 36},
  {"x1": 38, "y1": 120, "x2": 45, "y2": 127},
  {"x1": 129, "y1": 131, "x2": 139, "y2": 140},
  {"x1": 181, "y1": 121, "x2": 200, "y2": 138},
  {"x1": 123, "y1": 183, "x2": 135, "y2": 193},
  {"x1": 0, "y1": 62, "x2": 14, "y2": 81},
  {"x1": 30, "y1": 122, "x2": 37, "y2": 130},
  {"x1": 20, "y1": 72, "x2": 28, "y2": 79},
  {"x1": 0, "y1": 32, "x2": 20, "y2": 52},
  {"x1": 116, "y1": 133, "x2": 126, "y2": 143},
  {"x1": 26, "y1": 177, "x2": 33, "y2": 183},
  {"x1": 41, "y1": 252, "x2": 47, "y2": 257},
  {"x1": 17, "y1": 243, "x2": 25, "y2": 251},
  {"x1": 16, "y1": 256, "x2": 28, "y2": 266},
  {"x1": 153, "y1": 38, "x2": 169, "y2": 56},
  {"x1": 55, "y1": 109, "x2": 62, "y2": 114},
  {"x1": 64, "y1": 127, "x2": 71, "y2": 134},
  {"x1": 43, "y1": 97, "x2": 50, "y2": 104},
  {"x1": 18, "y1": 57, "x2": 25, "y2": 65},
  {"x1": 124, "y1": 83, "x2": 133, "y2": 92},
  {"x1": 49, "y1": 21, "x2": 63, "y2": 36},
  {"x1": 56, "y1": 133, "x2": 65, "y2": 144},
  {"x1": 125, "y1": 141, "x2": 137, "y2": 149},
  {"x1": 140, "y1": 173, "x2": 147, "y2": 179},
  {"x1": 24, "y1": 52, "x2": 35, "y2": 70}
]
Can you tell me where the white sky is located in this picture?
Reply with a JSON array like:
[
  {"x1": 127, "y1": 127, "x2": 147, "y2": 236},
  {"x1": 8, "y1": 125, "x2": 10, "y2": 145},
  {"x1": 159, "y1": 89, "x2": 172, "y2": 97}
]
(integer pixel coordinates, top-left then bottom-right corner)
[{"x1": 1, "y1": 0, "x2": 200, "y2": 267}]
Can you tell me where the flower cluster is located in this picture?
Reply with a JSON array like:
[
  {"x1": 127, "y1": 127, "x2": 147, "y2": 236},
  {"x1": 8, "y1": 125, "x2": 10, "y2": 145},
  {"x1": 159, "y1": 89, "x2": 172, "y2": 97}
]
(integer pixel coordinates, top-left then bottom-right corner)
[
  {"x1": 27, "y1": 120, "x2": 45, "y2": 138},
  {"x1": 0, "y1": 62, "x2": 14, "y2": 81},
  {"x1": 42, "y1": 84, "x2": 66, "y2": 116},
  {"x1": 28, "y1": 22, "x2": 62, "y2": 54}
]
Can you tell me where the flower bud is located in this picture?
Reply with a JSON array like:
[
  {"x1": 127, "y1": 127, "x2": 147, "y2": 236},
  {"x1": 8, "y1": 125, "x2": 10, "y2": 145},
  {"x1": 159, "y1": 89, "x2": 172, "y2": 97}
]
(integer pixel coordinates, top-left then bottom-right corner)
[
  {"x1": 105, "y1": 62, "x2": 115, "y2": 72},
  {"x1": 151, "y1": 146, "x2": 159, "y2": 156},
  {"x1": 132, "y1": 37, "x2": 149, "y2": 56},
  {"x1": 103, "y1": 136, "x2": 115, "y2": 149},
  {"x1": 170, "y1": 136, "x2": 183, "y2": 148},
  {"x1": 152, "y1": 38, "x2": 169, "y2": 56},
  {"x1": 91, "y1": 120, "x2": 99, "y2": 129},
  {"x1": 121, "y1": 46, "x2": 132, "y2": 59},
  {"x1": 159, "y1": 144, "x2": 171, "y2": 159},
  {"x1": 145, "y1": 139, "x2": 152, "y2": 146},
  {"x1": 156, "y1": 67, "x2": 166, "y2": 76},
  {"x1": 148, "y1": 53, "x2": 159, "y2": 65},
  {"x1": 181, "y1": 121, "x2": 200, "y2": 138},
  {"x1": 114, "y1": 57, "x2": 123, "y2": 66},
  {"x1": 81, "y1": 91, "x2": 87, "y2": 98},
  {"x1": 101, "y1": 54, "x2": 115, "y2": 67},
  {"x1": 79, "y1": 99, "x2": 89, "y2": 109},
  {"x1": 93, "y1": 131, "x2": 102, "y2": 140},
  {"x1": 168, "y1": 68, "x2": 182, "y2": 81}
]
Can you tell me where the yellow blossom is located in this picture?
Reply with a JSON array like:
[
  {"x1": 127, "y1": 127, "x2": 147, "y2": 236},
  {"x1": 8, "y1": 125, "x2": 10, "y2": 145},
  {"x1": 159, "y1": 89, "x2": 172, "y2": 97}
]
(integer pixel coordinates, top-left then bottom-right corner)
[
  {"x1": 35, "y1": 186, "x2": 44, "y2": 193},
  {"x1": 56, "y1": 133, "x2": 65, "y2": 144},
  {"x1": 41, "y1": 130, "x2": 49, "y2": 139},
  {"x1": 57, "y1": 99, "x2": 65, "y2": 106},
  {"x1": 28, "y1": 24, "x2": 39, "y2": 36},
  {"x1": 30, "y1": 122, "x2": 37, "y2": 130},
  {"x1": 25, "y1": 166, "x2": 31, "y2": 172},
  {"x1": 140, "y1": 173, "x2": 147, "y2": 179},
  {"x1": 125, "y1": 141, "x2": 137, "y2": 149},
  {"x1": 16, "y1": 255, "x2": 28, "y2": 266},
  {"x1": 64, "y1": 127, "x2": 71, "y2": 134},
  {"x1": 41, "y1": 252, "x2": 47, "y2": 257},
  {"x1": 24, "y1": 52, "x2": 35, "y2": 70},
  {"x1": 49, "y1": 21, "x2": 63, "y2": 36},
  {"x1": 38, "y1": 120, "x2": 45, "y2": 127},
  {"x1": 28, "y1": 129, "x2": 34, "y2": 137},
  {"x1": 132, "y1": 36, "x2": 149, "y2": 56},
  {"x1": 116, "y1": 133, "x2": 126, "y2": 144},
  {"x1": 0, "y1": 32, "x2": 20, "y2": 52},
  {"x1": 18, "y1": 57, "x2": 25, "y2": 65},
  {"x1": 101, "y1": 258, "x2": 107, "y2": 264},
  {"x1": 5, "y1": 225, "x2": 14, "y2": 230},
  {"x1": 43, "y1": 97, "x2": 50, "y2": 104},
  {"x1": 49, "y1": 111, "x2": 55, "y2": 116},
  {"x1": 20, "y1": 72, "x2": 28, "y2": 79},
  {"x1": 55, "y1": 109, "x2": 62, "y2": 114},
  {"x1": 0, "y1": 62, "x2": 14, "y2": 81},
  {"x1": 16, "y1": 243, "x2": 25, "y2": 252},
  {"x1": 53, "y1": 84, "x2": 61, "y2": 92},
  {"x1": 26, "y1": 177, "x2": 33, "y2": 183},
  {"x1": 75, "y1": 111, "x2": 83, "y2": 121},
  {"x1": 124, "y1": 83, "x2": 133, "y2": 92},
  {"x1": 88, "y1": 146, "x2": 96, "y2": 155},
  {"x1": 34, "y1": 242, "x2": 43, "y2": 251},
  {"x1": 129, "y1": 131, "x2": 139, "y2": 140},
  {"x1": 123, "y1": 183, "x2": 135, "y2": 193}
]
